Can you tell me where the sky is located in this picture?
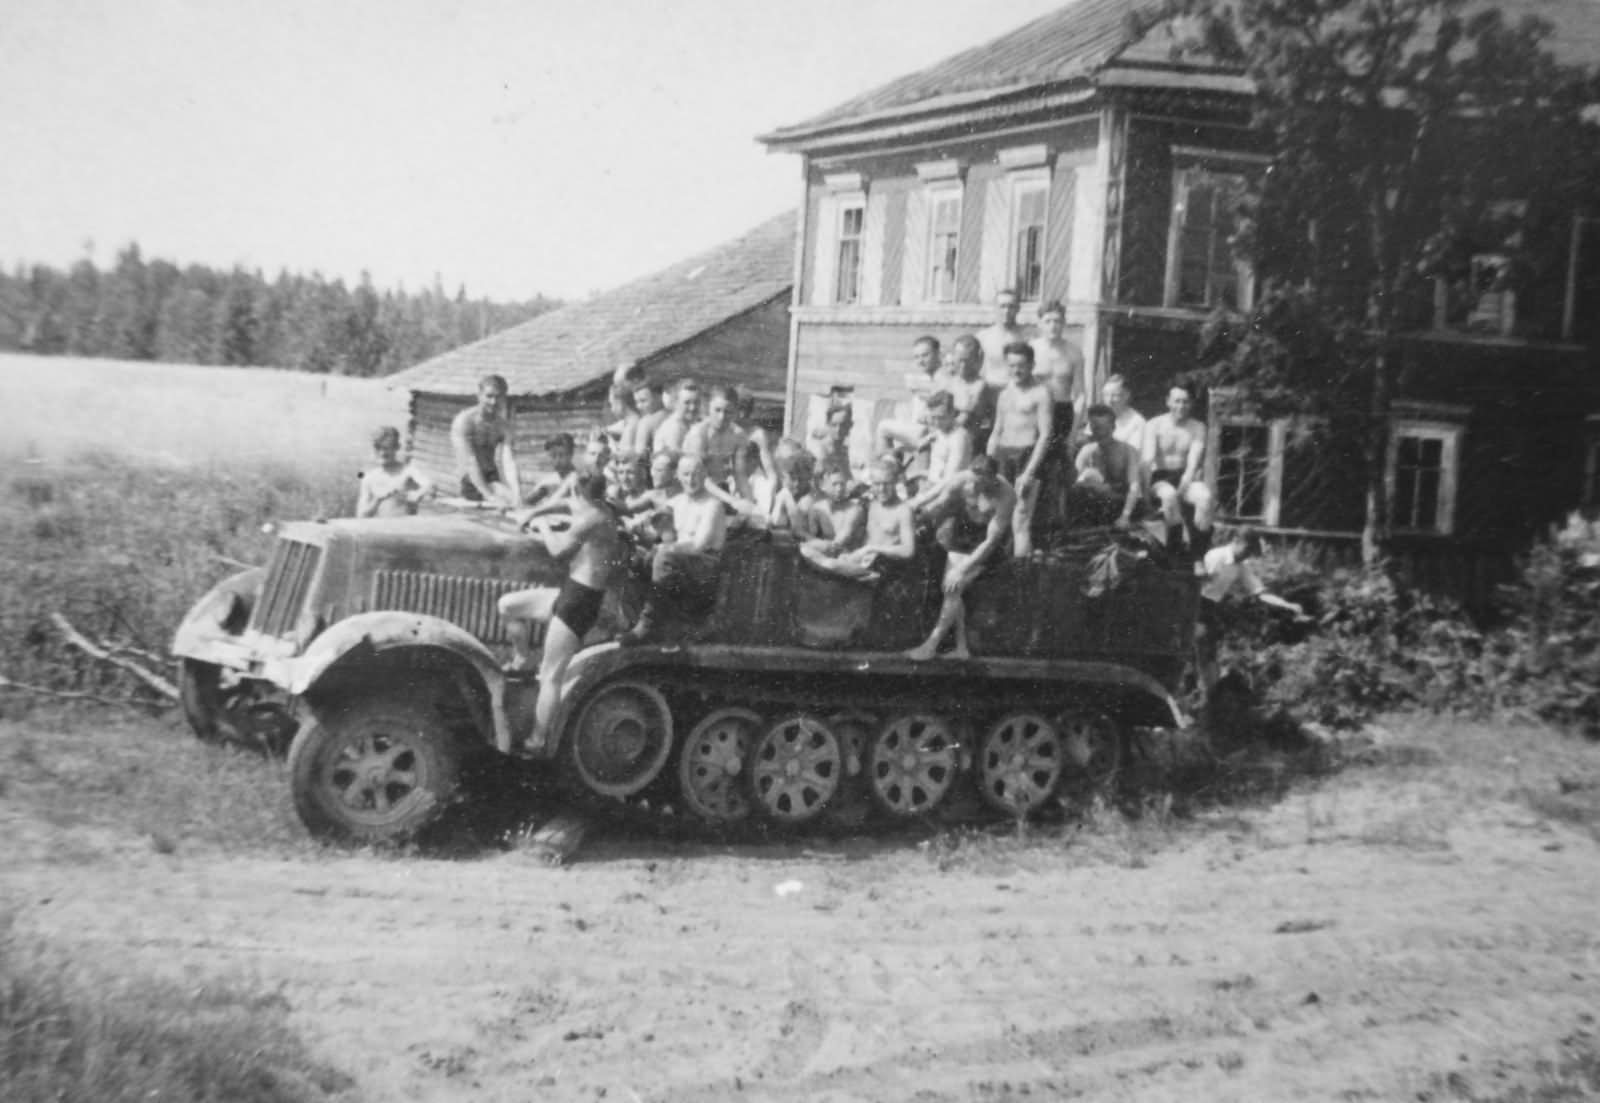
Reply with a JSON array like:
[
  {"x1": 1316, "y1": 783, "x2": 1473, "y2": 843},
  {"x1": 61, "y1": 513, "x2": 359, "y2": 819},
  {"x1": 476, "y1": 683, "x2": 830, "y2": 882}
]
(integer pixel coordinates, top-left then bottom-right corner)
[{"x1": 0, "y1": 0, "x2": 1070, "y2": 301}]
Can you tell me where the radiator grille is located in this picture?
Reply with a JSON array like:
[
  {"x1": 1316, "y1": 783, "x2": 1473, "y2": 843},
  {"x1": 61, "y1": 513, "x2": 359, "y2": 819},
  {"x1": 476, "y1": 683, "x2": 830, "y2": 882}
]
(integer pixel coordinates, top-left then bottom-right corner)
[
  {"x1": 250, "y1": 540, "x2": 322, "y2": 638},
  {"x1": 371, "y1": 571, "x2": 532, "y2": 644}
]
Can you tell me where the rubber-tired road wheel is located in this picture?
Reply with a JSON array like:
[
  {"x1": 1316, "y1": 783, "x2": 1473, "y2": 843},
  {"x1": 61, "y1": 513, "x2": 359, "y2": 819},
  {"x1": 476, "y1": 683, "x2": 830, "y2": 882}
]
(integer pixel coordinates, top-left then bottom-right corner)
[
  {"x1": 567, "y1": 680, "x2": 674, "y2": 800},
  {"x1": 677, "y1": 708, "x2": 759, "y2": 824},
  {"x1": 1057, "y1": 709, "x2": 1123, "y2": 808},
  {"x1": 977, "y1": 712, "x2": 1063, "y2": 817},
  {"x1": 868, "y1": 713, "x2": 959, "y2": 817},
  {"x1": 287, "y1": 698, "x2": 462, "y2": 845},
  {"x1": 746, "y1": 714, "x2": 841, "y2": 826}
]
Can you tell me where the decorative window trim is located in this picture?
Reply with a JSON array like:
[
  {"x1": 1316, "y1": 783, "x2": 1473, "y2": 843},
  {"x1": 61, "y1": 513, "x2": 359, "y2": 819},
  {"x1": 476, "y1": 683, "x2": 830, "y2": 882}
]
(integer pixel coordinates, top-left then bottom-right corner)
[
  {"x1": 997, "y1": 143, "x2": 1051, "y2": 170},
  {"x1": 1206, "y1": 414, "x2": 1285, "y2": 527},
  {"x1": 811, "y1": 190, "x2": 867, "y2": 306},
  {"x1": 1386, "y1": 418, "x2": 1463, "y2": 535},
  {"x1": 822, "y1": 171, "x2": 865, "y2": 193},
  {"x1": 915, "y1": 159, "x2": 962, "y2": 183},
  {"x1": 1163, "y1": 152, "x2": 1257, "y2": 312}
]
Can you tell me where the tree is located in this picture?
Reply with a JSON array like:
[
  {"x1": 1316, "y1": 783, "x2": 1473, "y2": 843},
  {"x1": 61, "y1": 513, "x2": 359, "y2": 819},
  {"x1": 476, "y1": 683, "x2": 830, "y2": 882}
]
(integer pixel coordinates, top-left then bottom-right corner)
[{"x1": 1167, "y1": 0, "x2": 1600, "y2": 561}]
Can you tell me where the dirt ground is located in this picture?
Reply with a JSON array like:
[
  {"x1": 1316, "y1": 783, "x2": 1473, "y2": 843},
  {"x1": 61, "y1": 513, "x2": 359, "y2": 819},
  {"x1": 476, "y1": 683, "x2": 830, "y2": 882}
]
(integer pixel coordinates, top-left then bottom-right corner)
[{"x1": 4, "y1": 715, "x2": 1600, "y2": 1103}]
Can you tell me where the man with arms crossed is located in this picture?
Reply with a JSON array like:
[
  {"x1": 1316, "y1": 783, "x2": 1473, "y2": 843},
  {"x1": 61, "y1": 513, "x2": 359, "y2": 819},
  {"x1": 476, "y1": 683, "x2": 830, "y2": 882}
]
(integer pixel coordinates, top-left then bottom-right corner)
[
  {"x1": 497, "y1": 473, "x2": 626, "y2": 754},
  {"x1": 650, "y1": 379, "x2": 702, "y2": 457},
  {"x1": 451, "y1": 373, "x2": 522, "y2": 506},
  {"x1": 1143, "y1": 383, "x2": 1214, "y2": 558},
  {"x1": 907, "y1": 455, "x2": 1015, "y2": 661},
  {"x1": 874, "y1": 335, "x2": 944, "y2": 478},
  {"x1": 987, "y1": 342, "x2": 1053, "y2": 558},
  {"x1": 621, "y1": 454, "x2": 728, "y2": 645}
]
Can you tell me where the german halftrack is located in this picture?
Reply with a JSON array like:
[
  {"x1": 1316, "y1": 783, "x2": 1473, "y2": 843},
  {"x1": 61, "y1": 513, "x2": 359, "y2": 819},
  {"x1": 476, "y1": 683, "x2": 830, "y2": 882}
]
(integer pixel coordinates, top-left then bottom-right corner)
[{"x1": 172, "y1": 505, "x2": 1199, "y2": 844}]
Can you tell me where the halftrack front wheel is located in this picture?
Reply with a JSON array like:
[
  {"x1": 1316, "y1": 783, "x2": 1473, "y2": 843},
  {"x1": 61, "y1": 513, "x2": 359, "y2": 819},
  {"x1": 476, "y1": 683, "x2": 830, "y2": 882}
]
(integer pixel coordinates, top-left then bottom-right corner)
[
  {"x1": 287, "y1": 698, "x2": 462, "y2": 845},
  {"x1": 568, "y1": 681, "x2": 674, "y2": 800},
  {"x1": 747, "y1": 714, "x2": 841, "y2": 826},
  {"x1": 868, "y1": 713, "x2": 959, "y2": 818},
  {"x1": 677, "y1": 708, "x2": 759, "y2": 824},
  {"x1": 1058, "y1": 709, "x2": 1123, "y2": 807},
  {"x1": 179, "y1": 660, "x2": 298, "y2": 757},
  {"x1": 977, "y1": 712, "x2": 1064, "y2": 817}
]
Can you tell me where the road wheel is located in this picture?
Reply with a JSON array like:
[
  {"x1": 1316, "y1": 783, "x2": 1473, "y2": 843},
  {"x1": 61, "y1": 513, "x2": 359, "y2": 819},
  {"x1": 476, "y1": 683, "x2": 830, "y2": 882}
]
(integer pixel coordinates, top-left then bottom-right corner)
[
  {"x1": 1058, "y1": 709, "x2": 1122, "y2": 808},
  {"x1": 747, "y1": 714, "x2": 841, "y2": 826},
  {"x1": 868, "y1": 713, "x2": 959, "y2": 817},
  {"x1": 287, "y1": 698, "x2": 461, "y2": 844},
  {"x1": 567, "y1": 681, "x2": 673, "y2": 800},
  {"x1": 676, "y1": 708, "x2": 759, "y2": 824},
  {"x1": 179, "y1": 659, "x2": 298, "y2": 756},
  {"x1": 977, "y1": 712, "x2": 1063, "y2": 817}
]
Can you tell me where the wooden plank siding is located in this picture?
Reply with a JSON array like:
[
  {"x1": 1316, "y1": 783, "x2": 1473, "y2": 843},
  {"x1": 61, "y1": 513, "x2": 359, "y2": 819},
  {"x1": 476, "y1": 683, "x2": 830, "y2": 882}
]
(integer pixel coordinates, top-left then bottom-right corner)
[{"x1": 409, "y1": 392, "x2": 607, "y2": 492}]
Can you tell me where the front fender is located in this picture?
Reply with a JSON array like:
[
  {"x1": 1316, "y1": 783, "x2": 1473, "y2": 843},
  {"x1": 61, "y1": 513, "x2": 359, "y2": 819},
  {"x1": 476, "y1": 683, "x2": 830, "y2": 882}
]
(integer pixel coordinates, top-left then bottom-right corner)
[
  {"x1": 283, "y1": 611, "x2": 504, "y2": 700},
  {"x1": 172, "y1": 567, "x2": 265, "y2": 660}
]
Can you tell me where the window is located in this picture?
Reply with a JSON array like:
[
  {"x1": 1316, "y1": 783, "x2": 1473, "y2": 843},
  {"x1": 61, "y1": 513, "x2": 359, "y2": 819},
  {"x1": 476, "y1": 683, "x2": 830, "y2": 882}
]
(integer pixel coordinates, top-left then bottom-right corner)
[
  {"x1": 1211, "y1": 418, "x2": 1284, "y2": 525},
  {"x1": 1387, "y1": 420, "x2": 1462, "y2": 534},
  {"x1": 1165, "y1": 164, "x2": 1253, "y2": 311},
  {"x1": 926, "y1": 188, "x2": 962, "y2": 303},
  {"x1": 834, "y1": 201, "x2": 865, "y2": 305},
  {"x1": 1011, "y1": 179, "x2": 1049, "y2": 302}
]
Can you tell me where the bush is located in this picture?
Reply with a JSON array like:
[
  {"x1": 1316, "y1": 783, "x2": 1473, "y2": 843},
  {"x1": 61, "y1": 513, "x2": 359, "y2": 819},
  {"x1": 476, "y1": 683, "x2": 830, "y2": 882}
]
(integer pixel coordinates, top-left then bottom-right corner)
[{"x1": 1213, "y1": 520, "x2": 1600, "y2": 736}]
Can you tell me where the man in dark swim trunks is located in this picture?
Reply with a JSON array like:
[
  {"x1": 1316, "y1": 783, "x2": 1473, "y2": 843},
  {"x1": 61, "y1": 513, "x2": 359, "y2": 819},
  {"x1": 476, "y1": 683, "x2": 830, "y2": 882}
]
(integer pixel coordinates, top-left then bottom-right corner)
[
  {"x1": 497, "y1": 473, "x2": 626, "y2": 754},
  {"x1": 986, "y1": 342, "x2": 1052, "y2": 558},
  {"x1": 907, "y1": 453, "x2": 1015, "y2": 660},
  {"x1": 451, "y1": 373, "x2": 522, "y2": 506}
]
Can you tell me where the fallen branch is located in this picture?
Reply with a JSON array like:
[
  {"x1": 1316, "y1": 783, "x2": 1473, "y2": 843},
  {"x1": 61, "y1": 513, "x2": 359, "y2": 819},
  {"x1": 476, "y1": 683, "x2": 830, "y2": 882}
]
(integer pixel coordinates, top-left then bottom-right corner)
[
  {"x1": 210, "y1": 553, "x2": 255, "y2": 572},
  {"x1": 0, "y1": 675, "x2": 158, "y2": 710},
  {"x1": 49, "y1": 613, "x2": 180, "y2": 701}
]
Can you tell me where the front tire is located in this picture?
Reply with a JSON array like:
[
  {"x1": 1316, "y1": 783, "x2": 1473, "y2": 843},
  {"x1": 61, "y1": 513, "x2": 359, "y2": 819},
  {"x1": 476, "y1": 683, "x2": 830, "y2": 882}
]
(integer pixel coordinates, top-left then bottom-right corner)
[
  {"x1": 178, "y1": 659, "x2": 298, "y2": 756},
  {"x1": 287, "y1": 698, "x2": 462, "y2": 844}
]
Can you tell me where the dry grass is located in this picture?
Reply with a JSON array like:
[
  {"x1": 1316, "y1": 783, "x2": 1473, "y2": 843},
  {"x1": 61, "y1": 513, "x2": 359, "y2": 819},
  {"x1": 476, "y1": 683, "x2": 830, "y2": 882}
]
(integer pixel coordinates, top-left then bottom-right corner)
[{"x1": 0, "y1": 912, "x2": 354, "y2": 1103}]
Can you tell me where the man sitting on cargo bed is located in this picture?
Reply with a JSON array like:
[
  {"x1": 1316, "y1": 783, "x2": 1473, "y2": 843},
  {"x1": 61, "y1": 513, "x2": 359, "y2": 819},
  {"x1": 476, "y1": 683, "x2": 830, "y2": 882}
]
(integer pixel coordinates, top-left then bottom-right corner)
[
  {"x1": 1068, "y1": 404, "x2": 1143, "y2": 529},
  {"x1": 451, "y1": 373, "x2": 522, "y2": 506},
  {"x1": 907, "y1": 454, "x2": 1015, "y2": 661},
  {"x1": 620, "y1": 454, "x2": 728, "y2": 645},
  {"x1": 498, "y1": 473, "x2": 627, "y2": 752}
]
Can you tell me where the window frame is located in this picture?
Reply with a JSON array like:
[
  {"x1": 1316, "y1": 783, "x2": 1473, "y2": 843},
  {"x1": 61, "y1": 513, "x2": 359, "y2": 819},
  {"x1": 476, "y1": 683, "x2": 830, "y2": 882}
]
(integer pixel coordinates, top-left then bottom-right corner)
[
  {"x1": 1386, "y1": 418, "x2": 1463, "y2": 536},
  {"x1": 1008, "y1": 168, "x2": 1051, "y2": 304},
  {"x1": 924, "y1": 181, "x2": 963, "y2": 304},
  {"x1": 1207, "y1": 414, "x2": 1285, "y2": 527},
  {"x1": 832, "y1": 195, "x2": 867, "y2": 306},
  {"x1": 1163, "y1": 149, "x2": 1262, "y2": 313}
]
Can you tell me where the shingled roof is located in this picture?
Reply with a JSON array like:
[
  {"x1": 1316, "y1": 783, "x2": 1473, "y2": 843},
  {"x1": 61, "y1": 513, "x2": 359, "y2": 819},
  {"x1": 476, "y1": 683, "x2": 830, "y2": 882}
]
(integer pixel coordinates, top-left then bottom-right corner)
[
  {"x1": 391, "y1": 210, "x2": 795, "y2": 398},
  {"x1": 761, "y1": 0, "x2": 1600, "y2": 150}
]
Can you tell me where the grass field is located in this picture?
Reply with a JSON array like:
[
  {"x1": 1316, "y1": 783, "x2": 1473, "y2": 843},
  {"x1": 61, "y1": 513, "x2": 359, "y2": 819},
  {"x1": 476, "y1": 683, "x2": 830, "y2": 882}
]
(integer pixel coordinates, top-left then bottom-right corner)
[{"x1": 0, "y1": 352, "x2": 409, "y2": 473}]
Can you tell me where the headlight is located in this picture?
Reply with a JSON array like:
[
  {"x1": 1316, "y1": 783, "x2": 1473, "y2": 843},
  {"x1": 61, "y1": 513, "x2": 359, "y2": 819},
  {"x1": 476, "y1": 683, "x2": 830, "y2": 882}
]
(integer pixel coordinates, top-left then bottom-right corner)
[{"x1": 205, "y1": 590, "x2": 243, "y2": 630}]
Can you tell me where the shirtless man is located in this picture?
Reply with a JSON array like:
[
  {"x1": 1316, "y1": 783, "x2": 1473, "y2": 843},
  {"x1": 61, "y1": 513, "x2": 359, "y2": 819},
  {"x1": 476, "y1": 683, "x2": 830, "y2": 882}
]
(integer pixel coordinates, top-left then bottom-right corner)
[
  {"x1": 907, "y1": 454, "x2": 1015, "y2": 661},
  {"x1": 835, "y1": 456, "x2": 917, "y2": 579},
  {"x1": 497, "y1": 473, "x2": 626, "y2": 753},
  {"x1": 451, "y1": 373, "x2": 521, "y2": 506},
  {"x1": 944, "y1": 335, "x2": 998, "y2": 454},
  {"x1": 626, "y1": 380, "x2": 670, "y2": 458},
  {"x1": 808, "y1": 402, "x2": 855, "y2": 483},
  {"x1": 620, "y1": 454, "x2": 728, "y2": 645},
  {"x1": 357, "y1": 425, "x2": 432, "y2": 518},
  {"x1": 682, "y1": 384, "x2": 750, "y2": 498},
  {"x1": 525, "y1": 432, "x2": 578, "y2": 511},
  {"x1": 987, "y1": 342, "x2": 1053, "y2": 558},
  {"x1": 800, "y1": 467, "x2": 867, "y2": 572},
  {"x1": 874, "y1": 335, "x2": 944, "y2": 474},
  {"x1": 906, "y1": 391, "x2": 973, "y2": 514},
  {"x1": 1070, "y1": 404, "x2": 1143, "y2": 529},
  {"x1": 1031, "y1": 300, "x2": 1086, "y2": 528},
  {"x1": 976, "y1": 288, "x2": 1031, "y2": 388},
  {"x1": 651, "y1": 379, "x2": 702, "y2": 456},
  {"x1": 767, "y1": 446, "x2": 817, "y2": 535},
  {"x1": 1102, "y1": 374, "x2": 1146, "y2": 454},
  {"x1": 1143, "y1": 384, "x2": 1214, "y2": 557}
]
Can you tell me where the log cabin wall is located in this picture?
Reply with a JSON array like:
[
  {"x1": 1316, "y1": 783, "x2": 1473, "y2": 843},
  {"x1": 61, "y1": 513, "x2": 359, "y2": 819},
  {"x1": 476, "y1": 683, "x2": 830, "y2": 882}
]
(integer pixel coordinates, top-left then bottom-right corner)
[{"x1": 408, "y1": 392, "x2": 606, "y2": 491}]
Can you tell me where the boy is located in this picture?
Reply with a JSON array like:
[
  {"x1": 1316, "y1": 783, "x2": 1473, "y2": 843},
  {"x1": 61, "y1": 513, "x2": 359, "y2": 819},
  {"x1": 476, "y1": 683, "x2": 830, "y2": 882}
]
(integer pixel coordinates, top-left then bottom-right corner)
[
  {"x1": 835, "y1": 456, "x2": 917, "y2": 580},
  {"x1": 356, "y1": 426, "x2": 431, "y2": 518},
  {"x1": 525, "y1": 433, "x2": 579, "y2": 513},
  {"x1": 767, "y1": 445, "x2": 817, "y2": 535}
]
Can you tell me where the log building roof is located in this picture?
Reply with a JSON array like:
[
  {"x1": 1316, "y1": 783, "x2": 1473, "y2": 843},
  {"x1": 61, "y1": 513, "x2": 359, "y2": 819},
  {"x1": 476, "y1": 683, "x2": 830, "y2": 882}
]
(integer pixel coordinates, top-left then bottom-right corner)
[{"x1": 391, "y1": 211, "x2": 795, "y2": 398}]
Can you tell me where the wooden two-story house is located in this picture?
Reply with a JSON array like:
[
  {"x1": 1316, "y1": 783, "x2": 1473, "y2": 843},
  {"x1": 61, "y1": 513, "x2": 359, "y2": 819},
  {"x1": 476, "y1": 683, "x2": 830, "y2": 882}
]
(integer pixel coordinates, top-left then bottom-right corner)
[{"x1": 759, "y1": 0, "x2": 1600, "y2": 607}]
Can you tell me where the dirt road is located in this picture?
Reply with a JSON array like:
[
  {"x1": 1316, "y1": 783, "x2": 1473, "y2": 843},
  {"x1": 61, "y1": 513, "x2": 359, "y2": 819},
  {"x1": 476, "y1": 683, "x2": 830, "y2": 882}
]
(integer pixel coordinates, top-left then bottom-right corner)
[{"x1": 4, "y1": 716, "x2": 1599, "y2": 1102}]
